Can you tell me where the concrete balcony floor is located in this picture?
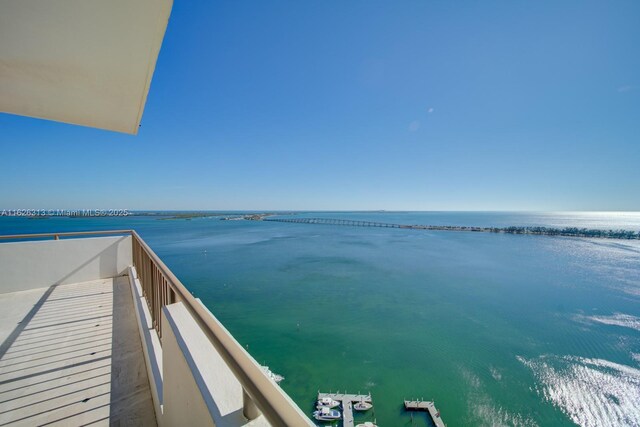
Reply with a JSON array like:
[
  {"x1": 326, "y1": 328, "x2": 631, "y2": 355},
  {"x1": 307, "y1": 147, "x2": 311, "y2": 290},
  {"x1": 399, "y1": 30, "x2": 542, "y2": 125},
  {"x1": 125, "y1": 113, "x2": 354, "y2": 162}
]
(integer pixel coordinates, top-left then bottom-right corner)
[{"x1": 0, "y1": 277, "x2": 156, "y2": 426}]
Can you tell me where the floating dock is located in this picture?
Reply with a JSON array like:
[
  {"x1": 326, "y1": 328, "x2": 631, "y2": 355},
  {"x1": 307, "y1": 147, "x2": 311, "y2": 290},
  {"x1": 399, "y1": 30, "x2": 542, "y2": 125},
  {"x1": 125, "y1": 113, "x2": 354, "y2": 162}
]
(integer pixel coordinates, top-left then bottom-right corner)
[
  {"x1": 317, "y1": 392, "x2": 372, "y2": 427},
  {"x1": 404, "y1": 399, "x2": 445, "y2": 427}
]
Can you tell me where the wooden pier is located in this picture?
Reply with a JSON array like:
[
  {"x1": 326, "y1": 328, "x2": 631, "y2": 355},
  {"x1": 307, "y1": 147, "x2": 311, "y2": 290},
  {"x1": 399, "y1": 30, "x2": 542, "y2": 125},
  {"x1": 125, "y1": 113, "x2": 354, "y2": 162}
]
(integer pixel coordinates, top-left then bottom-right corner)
[
  {"x1": 404, "y1": 399, "x2": 445, "y2": 427},
  {"x1": 317, "y1": 392, "x2": 372, "y2": 427}
]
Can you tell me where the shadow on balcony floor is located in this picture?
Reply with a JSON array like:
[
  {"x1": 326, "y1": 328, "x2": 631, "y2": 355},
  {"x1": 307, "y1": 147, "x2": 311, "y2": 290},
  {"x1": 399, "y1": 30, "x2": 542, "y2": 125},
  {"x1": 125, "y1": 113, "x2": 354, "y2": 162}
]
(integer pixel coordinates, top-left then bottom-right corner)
[{"x1": 0, "y1": 277, "x2": 157, "y2": 426}]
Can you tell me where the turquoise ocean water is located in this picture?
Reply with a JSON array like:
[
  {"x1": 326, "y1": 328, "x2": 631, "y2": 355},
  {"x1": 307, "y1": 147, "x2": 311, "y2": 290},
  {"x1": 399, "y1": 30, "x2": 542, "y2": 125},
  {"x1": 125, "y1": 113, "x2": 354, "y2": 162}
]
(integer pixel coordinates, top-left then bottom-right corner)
[{"x1": 1, "y1": 212, "x2": 639, "y2": 426}]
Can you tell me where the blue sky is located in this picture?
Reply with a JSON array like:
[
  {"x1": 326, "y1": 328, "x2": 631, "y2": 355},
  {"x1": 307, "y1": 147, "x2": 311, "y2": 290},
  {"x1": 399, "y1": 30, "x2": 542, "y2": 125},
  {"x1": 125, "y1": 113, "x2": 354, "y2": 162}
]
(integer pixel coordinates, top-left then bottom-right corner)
[{"x1": 1, "y1": 1, "x2": 639, "y2": 211}]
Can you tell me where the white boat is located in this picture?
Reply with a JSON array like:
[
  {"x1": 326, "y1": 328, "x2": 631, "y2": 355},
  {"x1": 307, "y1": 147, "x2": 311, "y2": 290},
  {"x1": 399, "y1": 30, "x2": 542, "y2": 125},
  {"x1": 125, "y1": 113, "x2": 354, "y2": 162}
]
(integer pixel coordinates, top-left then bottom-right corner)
[
  {"x1": 353, "y1": 401, "x2": 373, "y2": 411},
  {"x1": 260, "y1": 366, "x2": 284, "y2": 383},
  {"x1": 355, "y1": 422, "x2": 378, "y2": 427},
  {"x1": 317, "y1": 397, "x2": 340, "y2": 408},
  {"x1": 313, "y1": 407, "x2": 341, "y2": 421}
]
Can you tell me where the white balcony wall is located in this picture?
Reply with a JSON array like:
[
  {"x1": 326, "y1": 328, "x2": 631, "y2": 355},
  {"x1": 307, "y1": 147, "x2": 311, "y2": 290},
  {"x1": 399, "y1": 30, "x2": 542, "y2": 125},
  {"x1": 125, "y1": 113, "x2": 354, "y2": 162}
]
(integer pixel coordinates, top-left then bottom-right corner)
[{"x1": 0, "y1": 236, "x2": 132, "y2": 293}]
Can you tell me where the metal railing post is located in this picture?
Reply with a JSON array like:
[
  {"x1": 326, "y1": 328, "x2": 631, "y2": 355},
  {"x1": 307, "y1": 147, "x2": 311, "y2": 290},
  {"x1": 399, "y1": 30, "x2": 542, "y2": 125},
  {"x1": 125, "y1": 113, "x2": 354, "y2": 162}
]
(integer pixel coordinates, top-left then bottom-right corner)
[{"x1": 243, "y1": 389, "x2": 261, "y2": 420}]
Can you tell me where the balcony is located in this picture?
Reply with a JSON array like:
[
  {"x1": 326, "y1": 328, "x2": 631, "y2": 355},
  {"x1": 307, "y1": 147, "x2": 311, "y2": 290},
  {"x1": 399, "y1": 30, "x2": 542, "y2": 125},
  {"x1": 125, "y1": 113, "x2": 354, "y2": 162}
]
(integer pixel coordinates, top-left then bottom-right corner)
[{"x1": 0, "y1": 231, "x2": 311, "y2": 427}]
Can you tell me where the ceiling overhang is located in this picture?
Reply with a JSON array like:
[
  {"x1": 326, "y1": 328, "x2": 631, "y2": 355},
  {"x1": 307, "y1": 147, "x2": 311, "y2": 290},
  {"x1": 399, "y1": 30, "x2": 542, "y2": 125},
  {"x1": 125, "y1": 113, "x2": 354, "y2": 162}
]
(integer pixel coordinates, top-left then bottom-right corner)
[{"x1": 0, "y1": 0, "x2": 173, "y2": 134}]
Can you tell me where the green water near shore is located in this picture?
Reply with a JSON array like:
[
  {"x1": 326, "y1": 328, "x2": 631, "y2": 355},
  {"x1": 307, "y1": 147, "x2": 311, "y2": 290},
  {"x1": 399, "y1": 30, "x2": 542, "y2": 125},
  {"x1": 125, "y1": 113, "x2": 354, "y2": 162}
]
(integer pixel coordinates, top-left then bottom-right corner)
[{"x1": 2, "y1": 212, "x2": 639, "y2": 426}]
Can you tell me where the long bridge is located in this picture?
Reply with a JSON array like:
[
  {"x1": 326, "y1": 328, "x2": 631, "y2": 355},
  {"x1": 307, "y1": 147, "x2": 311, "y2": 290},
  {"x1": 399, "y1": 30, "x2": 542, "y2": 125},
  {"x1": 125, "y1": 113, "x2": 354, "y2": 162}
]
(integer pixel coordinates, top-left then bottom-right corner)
[
  {"x1": 264, "y1": 217, "x2": 478, "y2": 232},
  {"x1": 264, "y1": 217, "x2": 403, "y2": 228},
  {"x1": 261, "y1": 217, "x2": 640, "y2": 240}
]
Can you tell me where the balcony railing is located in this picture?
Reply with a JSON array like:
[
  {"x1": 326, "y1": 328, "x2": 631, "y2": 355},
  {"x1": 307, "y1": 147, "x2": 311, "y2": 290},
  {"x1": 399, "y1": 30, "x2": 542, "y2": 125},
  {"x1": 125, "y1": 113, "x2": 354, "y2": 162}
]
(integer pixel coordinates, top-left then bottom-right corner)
[{"x1": 0, "y1": 230, "x2": 312, "y2": 426}]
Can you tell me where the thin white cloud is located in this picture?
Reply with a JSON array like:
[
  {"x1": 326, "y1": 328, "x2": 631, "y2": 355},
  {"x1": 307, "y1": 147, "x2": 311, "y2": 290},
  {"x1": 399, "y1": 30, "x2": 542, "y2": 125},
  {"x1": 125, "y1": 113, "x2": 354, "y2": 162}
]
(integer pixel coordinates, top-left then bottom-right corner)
[
  {"x1": 617, "y1": 85, "x2": 638, "y2": 93},
  {"x1": 427, "y1": 107, "x2": 434, "y2": 113},
  {"x1": 408, "y1": 120, "x2": 420, "y2": 132}
]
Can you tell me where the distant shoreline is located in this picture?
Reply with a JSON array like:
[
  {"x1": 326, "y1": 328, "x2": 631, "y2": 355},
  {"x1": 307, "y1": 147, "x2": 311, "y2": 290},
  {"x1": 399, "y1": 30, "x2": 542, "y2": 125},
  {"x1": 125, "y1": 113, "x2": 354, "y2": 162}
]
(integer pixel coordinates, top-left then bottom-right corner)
[{"x1": 2, "y1": 211, "x2": 639, "y2": 239}]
